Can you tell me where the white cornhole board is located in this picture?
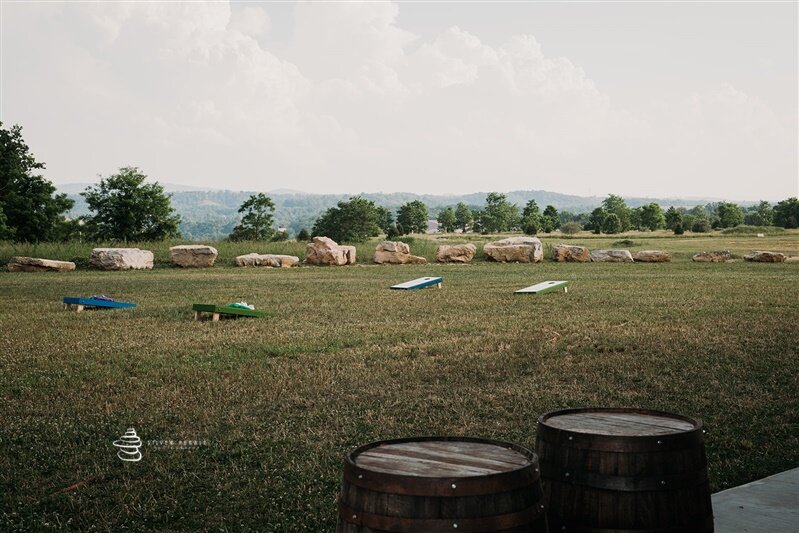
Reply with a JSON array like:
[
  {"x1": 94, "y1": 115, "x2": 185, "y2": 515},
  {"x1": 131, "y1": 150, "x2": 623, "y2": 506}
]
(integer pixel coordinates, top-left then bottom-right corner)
[
  {"x1": 515, "y1": 280, "x2": 570, "y2": 294},
  {"x1": 391, "y1": 276, "x2": 443, "y2": 290}
]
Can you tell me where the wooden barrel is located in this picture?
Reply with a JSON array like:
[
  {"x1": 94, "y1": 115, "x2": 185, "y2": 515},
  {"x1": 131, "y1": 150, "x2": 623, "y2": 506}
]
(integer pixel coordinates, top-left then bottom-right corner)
[
  {"x1": 537, "y1": 407, "x2": 713, "y2": 532},
  {"x1": 337, "y1": 436, "x2": 548, "y2": 532}
]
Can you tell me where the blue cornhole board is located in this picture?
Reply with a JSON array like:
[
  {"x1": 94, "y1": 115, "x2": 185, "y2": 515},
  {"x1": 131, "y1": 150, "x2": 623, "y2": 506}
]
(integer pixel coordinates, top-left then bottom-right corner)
[
  {"x1": 515, "y1": 281, "x2": 570, "y2": 294},
  {"x1": 63, "y1": 297, "x2": 136, "y2": 312},
  {"x1": 391, "y1": 276, "x2": 443, "y2": 290}
]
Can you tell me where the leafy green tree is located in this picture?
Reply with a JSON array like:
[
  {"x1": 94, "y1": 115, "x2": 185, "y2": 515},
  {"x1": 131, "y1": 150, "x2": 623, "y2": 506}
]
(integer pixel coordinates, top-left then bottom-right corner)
[
  {"x1": 716, "y1": 202, "x2": 745, "y2": 228},
  {"x1": 396, "y1": 200, "x2": 428, "y2": 234},
  {"x1": 602, "y1": 213, "x2": 622, "y2": 234},
  {"x1": 664, "y1": 206, "x2": 683, "y2": 231},
  {"x1": 480, "y1": 192, "x2": 519, "y2": 233},
  {"x1": 640, "y1": 203, "x2": 665, "y2": 231},
  {"x1": 437, "y1": 207, "x2": 456, "y2": 233},
  {"x1": 630, "y1": 207, "x2": 643, "y2": 231},
  {"x1": 745, "y1": 201, "x2": 773, "y2": 226},
  {"x1": 470, "y1": 209, "x2": 483, "y2": 233},
  {"x1": 82, "y1": 167, "x2": 180, "y2": 241},
  {"x1": 0, "y1": 207, "x2": 10, "y2": 240},
  {"x1": 520, "y1": 199, "x2": 542, "y2": 235},
  {"x1": 454, "y1": 202, "x2": 473, "y2": 231},
  {"x1": 229, "y1": 193, "x2": 276, "y2": 241},
  {"x1": 673, "y1": 222, "x2": 684, "y2": 235},
  {"x1": 587, "y1": 207, "x2": 606, "y2": 234},
  {"x1": 560, "y1": 221, "x2": 582, "y2": 235},
  {"x1": 271, "y1": 229, "x2": 289, "y2": 242},
  {"x1": 601, "y1": 194, "x2": 631, "y2": 231},
  {"x1": 312, "y1": 196, "x2": 381, "y2": 243},
  {"x1": 691, "y1": 218, "x2": 711, "y2": 233},
  {"x1": 542, "y1": 205, "x2": 560, "y2": 233},
  {"x1": 0, "y1": 122, "x2": 74, "y2": 242},
  {"x1": 375, "y1": 206, "x2": 394, "y2": 234},
  {"x1": 296, "y1": 228, "x2": 310, "y2": 241},
  {"x1": 773, "y1": 197, "x2": 799, "y2": 228}
]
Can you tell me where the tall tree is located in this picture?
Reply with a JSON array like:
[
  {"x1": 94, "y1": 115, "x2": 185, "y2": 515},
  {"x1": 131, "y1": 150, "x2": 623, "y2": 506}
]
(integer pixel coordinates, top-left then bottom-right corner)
[
  {"x1": 664, "y1": 206, "x2": 682, "y2": 231},
  {"x1": 454, "y1": 202, "x2": 473, "y2": 232},
  {"x1": 716, "y1": 202, "x2": 745, "y2": 228},
  {"x1": 542, "y1": 205, "x2": 560, "y2": 233},
  {"x1": 0, "y1": 122, "x2": 74, "y2": 242},
  {"x1": 229, "y1": 193, "x2": 276, "y2": 241},
  {"x1": 745, "y1": 201, "x2": 773, "y2": 226},
  {"x1": 82, "y1": 167, "x2": 181, "y2": 241},
  {"x1": 480, "y1": 192, "x2": 519, "y2": 233},
  {"x1": 396, "y1": 200, "x2": 429, "y2": 234},
  {"x1": 601, "y1": 194, "x2": 631, "y2": 231},
  {"x1": 773, "y1": 197, "x2": 799, "y2": 228},
  {"x1": 375, "y1": 206, "x2": 394, "y2": 234},
  {"x1": 520, "y1": 199, "x2": 542, "y2": 235},
  {"x1": 587, "y1": 207, "x2": 606, "y2": 234},
  {"x1": 639, "y1": 203, "x2": 665, "y2": 231},
  {"x1": 602, "y1": 213, "x2": 622, "y2": 234},
  {"x1": 312, "y1": 196, "x2": 381, "y2": 243},
  {"x1": 437, "y1": 207, "x2": 456, "y2": 233}
]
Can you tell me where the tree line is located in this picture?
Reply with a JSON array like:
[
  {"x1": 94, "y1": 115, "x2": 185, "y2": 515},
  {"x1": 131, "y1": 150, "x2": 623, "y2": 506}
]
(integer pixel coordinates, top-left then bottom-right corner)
[{"x1": 2, "y1": 122, "x2": 798, "y2": 244}]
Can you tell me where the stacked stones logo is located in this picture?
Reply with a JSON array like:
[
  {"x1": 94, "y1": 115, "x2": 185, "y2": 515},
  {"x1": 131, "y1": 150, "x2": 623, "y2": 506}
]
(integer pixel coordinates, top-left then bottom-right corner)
[{"x1": 113, "y1": 428, "x2": 142, "y2": 462}]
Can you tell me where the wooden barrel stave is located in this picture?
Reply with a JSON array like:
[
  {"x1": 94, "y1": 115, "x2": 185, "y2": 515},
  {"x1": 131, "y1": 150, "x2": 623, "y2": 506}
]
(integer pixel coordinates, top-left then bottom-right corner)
[{"x1": 537, "y1": 408, "x2": 713, "y2": 532}]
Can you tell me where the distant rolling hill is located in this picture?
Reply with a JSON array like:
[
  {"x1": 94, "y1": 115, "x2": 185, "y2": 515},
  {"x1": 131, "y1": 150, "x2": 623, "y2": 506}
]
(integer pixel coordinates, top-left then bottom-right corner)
[{"x1": 56, "y1": 183, "x2": 726, "y2": 241}]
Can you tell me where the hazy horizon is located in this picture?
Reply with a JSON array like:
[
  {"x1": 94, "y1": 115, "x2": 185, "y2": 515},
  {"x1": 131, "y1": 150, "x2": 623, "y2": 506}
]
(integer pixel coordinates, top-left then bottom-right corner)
[{"x1": 2, "y1": 1, "x2": 797, "y2": 201}]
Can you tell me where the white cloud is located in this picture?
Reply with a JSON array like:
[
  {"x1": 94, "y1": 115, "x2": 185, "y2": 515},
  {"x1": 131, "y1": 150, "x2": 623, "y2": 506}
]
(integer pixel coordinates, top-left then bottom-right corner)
[{"x1": 2, "y1": 1, "x2": 795, "y2": 199}]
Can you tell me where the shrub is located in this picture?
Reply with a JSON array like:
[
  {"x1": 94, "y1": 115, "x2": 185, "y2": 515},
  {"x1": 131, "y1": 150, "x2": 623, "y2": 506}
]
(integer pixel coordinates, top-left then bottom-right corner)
[
  {"x1": 692, "y1": 219, "x2": 711, "y2": 233},
  {"x1": 673, "y1": 223, "x2": 685, "y2": 235},
  {"x1": 560, "y1": 221, "x2": 582, "y2": 235}
]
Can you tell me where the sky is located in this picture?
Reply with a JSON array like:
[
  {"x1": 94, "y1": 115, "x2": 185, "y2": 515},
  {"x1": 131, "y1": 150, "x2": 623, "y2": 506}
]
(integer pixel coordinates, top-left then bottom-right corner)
[{"x1": 1, "y1": 1, "x2": 797, "y2": 201}]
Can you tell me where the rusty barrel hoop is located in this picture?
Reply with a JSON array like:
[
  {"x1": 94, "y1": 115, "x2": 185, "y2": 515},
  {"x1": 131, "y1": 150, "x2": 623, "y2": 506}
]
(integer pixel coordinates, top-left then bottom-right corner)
[{"x1": 338, "y1": 436, "x2": 548, "y2": 533}]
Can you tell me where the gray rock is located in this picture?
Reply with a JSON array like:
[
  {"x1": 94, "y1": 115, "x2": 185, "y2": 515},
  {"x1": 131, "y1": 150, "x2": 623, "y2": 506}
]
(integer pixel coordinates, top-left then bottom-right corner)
[
  {"x1": 90, "y1": 248, "x2": 153, "y2": 270},
  {"x1": 484, "y1": 237, "x2": 543, "y2": 263},
  {"x1": 170, "y1": 245, "x2": 218, "y2": 268},
  {"x1": 590, "y1": 249, "x2": 634, "y2": 263},
  {"x1": 7, "y1": 257, "x2": 76, "y2": 272}
]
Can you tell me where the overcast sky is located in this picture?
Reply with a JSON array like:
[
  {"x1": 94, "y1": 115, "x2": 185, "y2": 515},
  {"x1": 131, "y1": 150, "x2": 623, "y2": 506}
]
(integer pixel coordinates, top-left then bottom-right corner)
[{"x1": 1, "y1": 1, "x2": 797, "y2": 200}]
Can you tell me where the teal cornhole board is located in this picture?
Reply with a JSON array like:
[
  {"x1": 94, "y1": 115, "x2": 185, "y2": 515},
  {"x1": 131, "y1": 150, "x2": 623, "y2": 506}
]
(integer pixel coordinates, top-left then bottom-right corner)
[
  {"x1": 390, "y1": 277, "x2": 443, "y2": 290},
  {"x1": 515, "y1": 281, "x2": 570, "y2": 294},
  {"x1": 63, "y1": 297, "x2": 136, "y2": 312},
  {"x1": 192, "y1": 304, "x2": 269, "y2": 321}
]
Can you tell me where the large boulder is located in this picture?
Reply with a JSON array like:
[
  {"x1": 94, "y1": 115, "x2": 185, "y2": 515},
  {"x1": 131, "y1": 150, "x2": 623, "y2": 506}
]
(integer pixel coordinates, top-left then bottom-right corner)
[
  {"x1": 552, "y1": 244, "x2": 590, "y2": 262},
  {"x1": 170, "y1": 245, "x2": 218, "y2": 268},
  {"x1": 590, "y1": 249, "x2": 634, "y2": 263},
  {"x1": 7, "y1": 257, "x2": 76, "y2": 272},
  {"x1": 633, "y1": 250, "x2": 671, "y2": 263},
  {"x1": 305, "y1": 237, "x2": 356, "y2": 266},
  {"x1": 90, "y1": 248, "x2": 153, "y2": 270},
  {"x1": 484, "y1": 237, "x2": 543, "y2": 263},
  {"x1": 436, "y1": 244, "x2": 477, "y2": 263},
  {"x1": 744, "y1": 251, "x2": 786, "y2": 263},
  {"x1": 235, "y1": 253, "x2": 300, "y2": 268},
  {"x1": 692, "y1": 251, "x2": 732, "y2": 263},
  {"x1": 374, "y1": 241, "x2": 427, "y2": 264}
]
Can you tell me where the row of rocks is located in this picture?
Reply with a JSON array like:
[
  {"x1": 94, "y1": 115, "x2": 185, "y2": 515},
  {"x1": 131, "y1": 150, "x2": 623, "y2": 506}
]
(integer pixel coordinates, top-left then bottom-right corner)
[{"x1": 5, "y1": 238, "x2": 791, "y2": 272}]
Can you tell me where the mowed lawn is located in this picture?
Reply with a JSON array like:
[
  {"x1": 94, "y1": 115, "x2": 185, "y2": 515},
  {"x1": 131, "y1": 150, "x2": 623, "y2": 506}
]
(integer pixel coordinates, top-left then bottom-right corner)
[{"x1": 1, "y1": 233, "x2": 798, "y2": 531}]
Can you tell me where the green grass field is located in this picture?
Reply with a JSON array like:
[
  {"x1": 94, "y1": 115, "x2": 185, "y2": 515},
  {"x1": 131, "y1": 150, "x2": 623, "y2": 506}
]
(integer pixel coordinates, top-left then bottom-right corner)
[{"x1": 1, "y1": 232, "x2": 798, "y2": 531}]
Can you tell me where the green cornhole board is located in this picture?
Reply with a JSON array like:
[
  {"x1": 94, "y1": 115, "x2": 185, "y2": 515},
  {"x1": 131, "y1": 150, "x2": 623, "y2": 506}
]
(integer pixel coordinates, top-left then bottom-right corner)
[
  {"x1": 192, "y1": 304, "x2": 269, "y2": 322},
  {"x1": 515, "y1": 280, "x2": 570, "y2": 294}
]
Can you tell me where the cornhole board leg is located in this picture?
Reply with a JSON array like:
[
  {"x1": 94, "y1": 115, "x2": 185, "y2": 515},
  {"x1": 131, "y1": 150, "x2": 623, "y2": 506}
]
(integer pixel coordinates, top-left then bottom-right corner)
[
  {"x1": 212, "y1": 312, "x2": 220, "y2": 322},
  {"x1": 194, "y1": 311, "x2": 200, "y2": 321}
]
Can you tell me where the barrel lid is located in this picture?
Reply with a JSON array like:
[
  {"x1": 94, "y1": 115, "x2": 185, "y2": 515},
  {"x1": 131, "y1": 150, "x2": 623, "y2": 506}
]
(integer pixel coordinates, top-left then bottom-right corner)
[
  {"x1": 354, "y1": 438, "x2": 531, "y2": 477},
  {"x1": 540, "y1": 407, "x2": 700, "y2": 436},
  {"x1": 343, "y1": 436, "x2": 539, "y2": 497}
]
